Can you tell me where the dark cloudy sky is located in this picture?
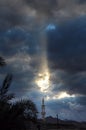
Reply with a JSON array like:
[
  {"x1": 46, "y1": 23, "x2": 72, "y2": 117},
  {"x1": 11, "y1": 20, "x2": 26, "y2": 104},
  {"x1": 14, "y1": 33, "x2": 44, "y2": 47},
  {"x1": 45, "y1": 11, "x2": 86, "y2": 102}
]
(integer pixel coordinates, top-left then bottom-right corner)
[{"x1": 0, "y1": 0, "x2": 86, "y2": 121}]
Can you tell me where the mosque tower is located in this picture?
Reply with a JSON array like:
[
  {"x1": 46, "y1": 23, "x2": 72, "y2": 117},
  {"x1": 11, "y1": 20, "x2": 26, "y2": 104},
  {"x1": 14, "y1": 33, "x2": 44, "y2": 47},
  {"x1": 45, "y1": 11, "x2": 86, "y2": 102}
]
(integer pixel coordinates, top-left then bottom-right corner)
[{"x1": 41, "y1": 98, "x2": 46, "y2": 120}]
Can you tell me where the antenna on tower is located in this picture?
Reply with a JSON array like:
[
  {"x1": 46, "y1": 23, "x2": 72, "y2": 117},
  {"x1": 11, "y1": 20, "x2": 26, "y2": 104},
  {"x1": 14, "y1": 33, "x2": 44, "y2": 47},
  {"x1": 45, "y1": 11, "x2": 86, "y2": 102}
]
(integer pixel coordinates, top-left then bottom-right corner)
[{"x1": 41, "y1": 98, "x2": 46, "y2": 121}]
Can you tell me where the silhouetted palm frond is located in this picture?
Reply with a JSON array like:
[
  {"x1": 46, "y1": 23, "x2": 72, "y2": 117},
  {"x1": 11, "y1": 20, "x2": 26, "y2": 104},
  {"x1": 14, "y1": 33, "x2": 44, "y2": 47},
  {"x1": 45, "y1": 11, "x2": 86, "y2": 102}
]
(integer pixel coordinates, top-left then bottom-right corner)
[
  {"x1": 0, "y1": 57, "x2": 6, "y2": 66},
  {"x1": 0, "y1": 74, "x2": 14, "y2": 101},
  {"x1": 1, "y1": 74, "x2": 12, "y2": 95},
  {"x1": 0, "y1": 93, "x2": 14, "y2": 102}
]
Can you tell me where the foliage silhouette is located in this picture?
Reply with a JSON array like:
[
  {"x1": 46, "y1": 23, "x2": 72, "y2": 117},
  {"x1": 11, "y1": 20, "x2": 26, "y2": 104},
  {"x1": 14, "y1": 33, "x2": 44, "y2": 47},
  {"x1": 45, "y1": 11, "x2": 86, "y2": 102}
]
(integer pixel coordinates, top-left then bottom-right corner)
[
  {"x1": 10, "y1": 99, "x2": 38, "y2": 122},
  {"x1": 0, "y1": 57, "x2": 38, "y2": 130},
  {"x1": 0, "y1": 74, "x2": 14, "y2": 102},
  {"x1": 0, "y1": 56, "x2": 6, "y2": 66}
]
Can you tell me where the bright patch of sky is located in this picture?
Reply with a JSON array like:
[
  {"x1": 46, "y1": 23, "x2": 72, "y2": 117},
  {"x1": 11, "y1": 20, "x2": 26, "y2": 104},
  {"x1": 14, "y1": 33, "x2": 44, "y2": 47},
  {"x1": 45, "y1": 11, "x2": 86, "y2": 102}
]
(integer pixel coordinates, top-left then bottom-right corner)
[{"x1": 46, "y1": 24, "x2": 56, "y2": 31}]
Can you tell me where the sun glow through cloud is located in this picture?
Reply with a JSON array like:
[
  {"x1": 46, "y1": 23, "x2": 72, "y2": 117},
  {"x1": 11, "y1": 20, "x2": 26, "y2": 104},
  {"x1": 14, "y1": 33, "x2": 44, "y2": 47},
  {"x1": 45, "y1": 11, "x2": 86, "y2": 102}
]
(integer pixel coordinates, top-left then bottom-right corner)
[
  {"x1": 36, "y1": 70, "x2": 50, "y2": 92},
  {"x1": 35, "y1": 27, "x2": 51, "y2": 93},
  {"x1": 45, "y1": 92, "x2": 75, "y2": 101},
  {"x1": 55, "y1": 92, "x2": 75, "y2": 99}
]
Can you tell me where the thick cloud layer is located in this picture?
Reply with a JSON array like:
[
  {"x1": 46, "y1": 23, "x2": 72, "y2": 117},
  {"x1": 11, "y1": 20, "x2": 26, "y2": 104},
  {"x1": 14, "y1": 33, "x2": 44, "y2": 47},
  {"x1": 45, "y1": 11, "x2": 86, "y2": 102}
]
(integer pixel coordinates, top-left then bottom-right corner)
[
  {"x1": 1, "y1": 0, "x2": 86, "y2": 31},
  {"x1": 0, "y1": 27, "x2": 42, "y2": 97},
  {"x1": 78, "y1": 0, "x2": 86, "y2": 4},
  {"x1": 25, "y1": 0, "x2": 57, "y2": 15},
  {"x1": 47, "y1": 17, "x2": 86, "y2": 119},
  {"x1": 47, "y1": 17, "x2": 86, "y2": 72}
]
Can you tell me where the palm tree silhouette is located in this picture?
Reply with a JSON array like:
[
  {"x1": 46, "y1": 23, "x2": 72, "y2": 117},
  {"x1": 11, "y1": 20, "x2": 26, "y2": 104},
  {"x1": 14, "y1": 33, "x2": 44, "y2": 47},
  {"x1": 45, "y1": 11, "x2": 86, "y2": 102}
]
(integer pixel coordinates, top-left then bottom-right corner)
[{"x1": 0, "y1": 57, "x2": 38, "y2": 130}]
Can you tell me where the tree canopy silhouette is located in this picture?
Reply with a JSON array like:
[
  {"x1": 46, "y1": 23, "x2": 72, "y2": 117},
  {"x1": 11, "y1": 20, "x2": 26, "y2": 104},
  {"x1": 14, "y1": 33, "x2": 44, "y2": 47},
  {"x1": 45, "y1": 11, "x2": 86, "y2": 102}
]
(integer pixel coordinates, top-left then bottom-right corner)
[
  {"x1": 0, "y1": 74, "x2": 14, "y2": 102},
  {"x1": 0, "y1": 56, "x2": 38, "y2": 130}
]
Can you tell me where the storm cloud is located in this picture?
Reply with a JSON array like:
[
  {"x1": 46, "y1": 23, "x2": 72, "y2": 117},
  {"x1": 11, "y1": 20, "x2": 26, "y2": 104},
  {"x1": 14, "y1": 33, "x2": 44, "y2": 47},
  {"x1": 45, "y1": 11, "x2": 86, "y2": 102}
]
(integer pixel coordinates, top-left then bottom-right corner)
[
  {"x1": 47, "y1": 17, "x2": 86, "y2": 116},
  {"x1": 47, "y1": 17, "x2": 86, "y2": 72},
  {"x1": 1, "y1": 0, "x2": 86, "y2": 31}
]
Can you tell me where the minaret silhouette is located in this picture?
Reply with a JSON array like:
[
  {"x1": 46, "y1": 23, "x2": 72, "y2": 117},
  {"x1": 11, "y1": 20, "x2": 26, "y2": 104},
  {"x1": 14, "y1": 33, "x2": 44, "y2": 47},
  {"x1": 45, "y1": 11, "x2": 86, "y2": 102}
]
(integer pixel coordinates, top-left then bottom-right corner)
[{"x1": 41, "y1": 98, "x2": 46, "y2": 121}]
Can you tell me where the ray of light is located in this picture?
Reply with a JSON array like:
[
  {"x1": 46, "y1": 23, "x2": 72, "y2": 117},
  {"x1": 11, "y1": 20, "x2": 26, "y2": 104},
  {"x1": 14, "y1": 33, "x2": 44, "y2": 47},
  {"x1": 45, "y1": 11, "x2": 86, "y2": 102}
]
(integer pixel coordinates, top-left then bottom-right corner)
[
  {"x1": 35, "y1": 27, "x2": 50, "y2": 93},
  {"x1": 35, "y1": 69, "x2": 50, "y2": 92}
]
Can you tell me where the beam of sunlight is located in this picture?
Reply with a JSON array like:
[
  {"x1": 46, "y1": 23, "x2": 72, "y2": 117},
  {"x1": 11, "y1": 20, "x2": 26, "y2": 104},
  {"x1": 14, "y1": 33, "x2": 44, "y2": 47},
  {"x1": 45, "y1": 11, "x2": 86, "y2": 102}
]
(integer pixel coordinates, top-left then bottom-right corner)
[
  {"x1": 35, "y1": 27, "x2": 50, "y2": 93},
  {"x1": 35, "y1": 69, "x2": 50, "y2": 92}
]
